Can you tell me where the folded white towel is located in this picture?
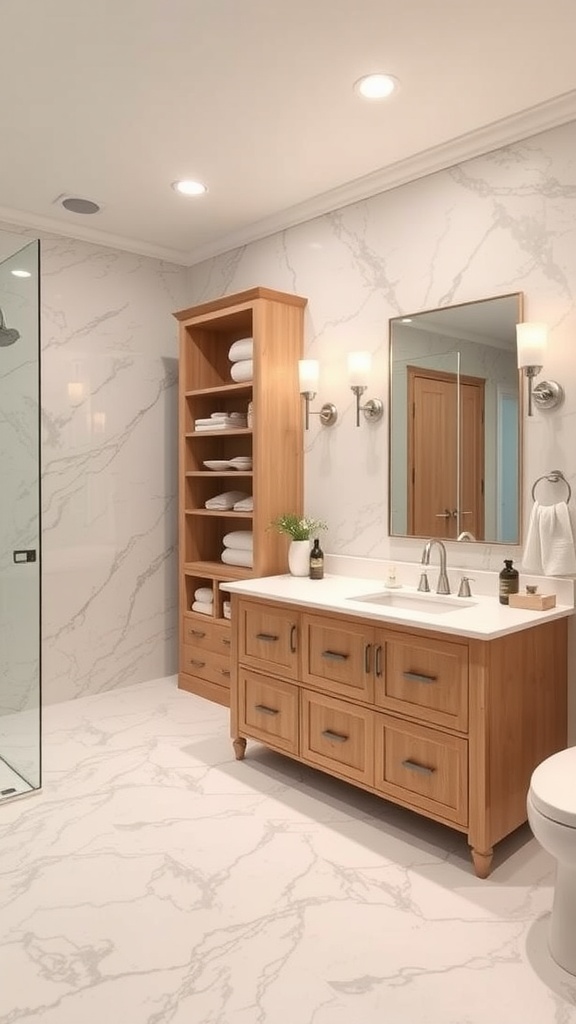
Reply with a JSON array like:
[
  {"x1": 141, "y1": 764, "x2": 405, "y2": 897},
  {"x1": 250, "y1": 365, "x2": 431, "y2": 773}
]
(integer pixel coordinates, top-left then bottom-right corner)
[
  {"x1": 522, "y1": 501, "x2": 576, "y2": 576},
  {"x1": 195, "y1": 416, "x2": 247, "y2": 428},
  {"x1": 230, "y1": 359, "x2": 253, "y2": 383},
  {"x1": 223, "y1": 600, "x2": 231, "y2": 620},
  {"x1": 210, "y1": 411, "x2": 246, "y2": 422},
  {"x1": 191, "y1": 601, "x2": 213, "y2": 615},
  {"x1": 205, "y1": 490, "x2": 249, "y2": 510},
  {"x1": 233, "y1": 495, "x2": 254, "y2": 512},
  {"x1": 228, "y1": 338, "x2": 253, "y2": 362},
  {"x1": 194, "y1": 587, "x2": 213, "y2": 603},
  {"x1": 223, "y1": 530, "x2": 253, "y2": 551},
  {"x1": 221, "y1": 548, "x2": 253, "y2": 568}
]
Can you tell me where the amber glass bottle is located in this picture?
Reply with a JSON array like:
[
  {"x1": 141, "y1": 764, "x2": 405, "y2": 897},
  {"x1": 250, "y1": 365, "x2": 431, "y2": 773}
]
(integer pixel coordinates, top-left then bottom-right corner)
[{"x1": 499, "y1": 559, "x2": 519, "y2": 605}]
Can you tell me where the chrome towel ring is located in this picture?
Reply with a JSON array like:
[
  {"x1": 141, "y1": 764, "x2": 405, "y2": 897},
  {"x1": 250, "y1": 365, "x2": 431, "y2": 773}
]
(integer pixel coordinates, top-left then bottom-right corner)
[{"x1": 531, "y1": 469, "x2": 572, "y2": 505}]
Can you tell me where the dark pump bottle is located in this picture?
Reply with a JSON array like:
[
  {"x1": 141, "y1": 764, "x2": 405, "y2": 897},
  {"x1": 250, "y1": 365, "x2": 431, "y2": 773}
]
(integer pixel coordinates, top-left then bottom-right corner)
[
  {"x1": 499, "y1": 559, "x2": 519, "y2": 605},
  {"x1": 309, "y1": 538, "x2": 324, "y2": 580}
]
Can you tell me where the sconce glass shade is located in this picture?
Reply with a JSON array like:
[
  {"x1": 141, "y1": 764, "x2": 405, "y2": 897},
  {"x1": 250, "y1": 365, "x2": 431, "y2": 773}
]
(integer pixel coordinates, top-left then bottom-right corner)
[
  {"x1": 347, "y1": 351, "x2": 371, "y2": 387},
  {"x1": 516, "y1": 322, "x2": 548, "y2": 369},
  {"x1": 298, "y1": 359, "x2": 319, "y2": 394}
]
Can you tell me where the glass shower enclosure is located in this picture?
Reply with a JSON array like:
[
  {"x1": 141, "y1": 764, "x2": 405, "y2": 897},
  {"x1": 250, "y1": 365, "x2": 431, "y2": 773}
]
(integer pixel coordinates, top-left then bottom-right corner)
[{"x1": 0, "y1": 232, "x2": 41, "y2": 800}]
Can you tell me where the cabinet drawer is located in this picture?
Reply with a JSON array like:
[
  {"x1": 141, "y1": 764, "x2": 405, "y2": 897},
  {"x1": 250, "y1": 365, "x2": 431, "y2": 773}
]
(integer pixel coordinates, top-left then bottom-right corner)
[
  {"x1": 375, "y1": 632, "x2": 468, "y2": 732},
  {"x1": 302, "y1": 613, "x2": 374, "y2": 702},
  {"x1": 182, "y1": 645, "x2": 231, "y2": 689},
  {"x1": 301, "y1": 690, "x2": 374, "y2": 786},
  {"x1": 239, "y1": 670, "x2": 299, "y2": 754},
  {"x1": 238, "y1": 600, "x2": 299, "y2": 679},
  {"x1": 374, "y1": 713, "x2": 468, "y2": 826},
  {"x1": 182, "y1": 616, "x2": 231, "y2": 656}
]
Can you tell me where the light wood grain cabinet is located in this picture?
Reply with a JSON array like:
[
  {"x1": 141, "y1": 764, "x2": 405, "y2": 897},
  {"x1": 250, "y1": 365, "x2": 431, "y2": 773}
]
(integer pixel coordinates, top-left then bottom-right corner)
[
  {"x1": 231, "y1": 594, "x2": 568, "y2": 877},
  {"x1": 174, "y1": 288, "x2": 305, "y2": 707}
]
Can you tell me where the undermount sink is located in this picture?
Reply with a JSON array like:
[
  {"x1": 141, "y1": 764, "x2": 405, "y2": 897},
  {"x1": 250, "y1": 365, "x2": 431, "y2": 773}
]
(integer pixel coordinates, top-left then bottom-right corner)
[{"x1": 348, "y1": 590, "x2": 477, "y2": 615}]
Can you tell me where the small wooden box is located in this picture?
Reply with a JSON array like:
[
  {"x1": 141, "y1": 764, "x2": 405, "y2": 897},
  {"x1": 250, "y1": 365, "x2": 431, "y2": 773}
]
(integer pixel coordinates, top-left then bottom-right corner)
[{"x1": 508, "y1": 592, "x2": 556, "y2": 610}]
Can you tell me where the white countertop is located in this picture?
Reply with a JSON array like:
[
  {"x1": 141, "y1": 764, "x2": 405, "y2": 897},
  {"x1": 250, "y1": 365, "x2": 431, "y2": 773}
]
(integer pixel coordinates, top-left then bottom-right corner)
[{"x1": 222, "y1": 572, "x2": 575, "y2": 639}]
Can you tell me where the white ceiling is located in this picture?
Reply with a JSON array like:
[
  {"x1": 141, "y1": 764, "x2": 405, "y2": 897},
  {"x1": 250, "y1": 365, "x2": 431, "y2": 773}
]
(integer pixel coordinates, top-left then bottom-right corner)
[{"x1": 3, "y1": 0, "x2": 576, "y2": 267}]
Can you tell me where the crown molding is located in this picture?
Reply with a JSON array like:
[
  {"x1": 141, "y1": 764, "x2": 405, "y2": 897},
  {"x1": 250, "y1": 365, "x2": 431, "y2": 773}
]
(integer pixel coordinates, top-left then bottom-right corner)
[
  {"x1": 185, "y1": 89, "x2": 576, "y2": 266},
  {"x1": 2, "y1": 91, "x2": 576, "y2": 269}
]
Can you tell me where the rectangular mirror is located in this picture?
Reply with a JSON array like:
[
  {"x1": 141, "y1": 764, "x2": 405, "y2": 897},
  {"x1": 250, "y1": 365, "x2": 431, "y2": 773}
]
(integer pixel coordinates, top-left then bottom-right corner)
[{"x1": 389, "y1": 293, "x2": 523, "y2": 544}]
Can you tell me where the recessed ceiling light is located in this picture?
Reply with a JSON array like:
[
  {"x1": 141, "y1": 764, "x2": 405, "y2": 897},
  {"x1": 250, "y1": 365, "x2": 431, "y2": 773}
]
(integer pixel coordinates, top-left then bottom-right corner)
[
  {"x1": 355, "y1": 74, "x2": 398, "y2": 100},
  {"x1": 11, "y1": 269, "x2": 31, "y2": 278},
  {"x1": 61, "y1": 196, "x2": 101, "y2": 215},
  {"x1": 401, "y1": 317, "x2": 413, "y2": 323},
  {"x1": 172, "y1": 180, "x2": 207, "y2": 197}
]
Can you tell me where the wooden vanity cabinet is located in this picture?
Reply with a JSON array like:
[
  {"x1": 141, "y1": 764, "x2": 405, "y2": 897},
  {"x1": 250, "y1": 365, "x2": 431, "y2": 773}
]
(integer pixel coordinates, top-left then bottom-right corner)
[{"x1": 231, "y1": 595, "x2": 568, "y2": 877}]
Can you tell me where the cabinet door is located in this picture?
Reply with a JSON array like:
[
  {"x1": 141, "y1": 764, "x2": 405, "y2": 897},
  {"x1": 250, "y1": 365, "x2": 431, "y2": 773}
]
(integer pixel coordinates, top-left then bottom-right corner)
[
  {"x1": 301, "y1": 613, "x2": 374, "y2": 702},
  {"x1": 239, "y1": 669, "x2": 299, "y2": 754},
  {"x1": 301, "y1": 690, "x2": 374, "y2": 786},
  {"x1": 375, "y1": 630, "x2": 468, "y2": 732},
  {"x1": 374, "y1": 712, "x2": 468, "y2": 827},
  {"x1": 238, "y1": 600, "x2": 299, "y2": 679}
]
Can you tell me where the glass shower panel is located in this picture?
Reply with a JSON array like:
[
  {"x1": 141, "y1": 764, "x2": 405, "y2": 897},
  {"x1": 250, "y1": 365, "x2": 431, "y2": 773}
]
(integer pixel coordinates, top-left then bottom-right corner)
[{"x1": 0, "y1": 236, "x2": 41, "y2": 799}]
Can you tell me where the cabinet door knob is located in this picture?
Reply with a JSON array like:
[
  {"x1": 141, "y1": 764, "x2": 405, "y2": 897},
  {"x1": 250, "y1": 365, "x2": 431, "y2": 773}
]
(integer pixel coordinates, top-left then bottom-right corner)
[
  {"x1": 290, "y1": 624, "x2": 297, "y2": 653},
  {"x1": 256, "y1": 632, "x2": 279, "y2": 643},
  {"x1": 364, "y1": 643, "x2": 372, "y2": 673},
  {"x1": 374, "y1": 644, "x2": 383, "y2": 677},
  {"x1": 188, "y1": 629, "x2": 206, "y2": 639}
]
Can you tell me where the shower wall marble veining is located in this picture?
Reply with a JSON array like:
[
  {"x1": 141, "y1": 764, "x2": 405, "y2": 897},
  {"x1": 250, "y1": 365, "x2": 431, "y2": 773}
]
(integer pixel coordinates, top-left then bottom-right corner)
[{"x1": 0, "y1": 223, "x2": 188, "y2": 705}]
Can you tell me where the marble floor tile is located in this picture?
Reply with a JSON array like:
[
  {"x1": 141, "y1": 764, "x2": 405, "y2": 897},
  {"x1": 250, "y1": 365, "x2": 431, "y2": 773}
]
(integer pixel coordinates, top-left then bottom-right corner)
[{"x1": 0, "y1": 675, "x2": 575, "y2": 1024}]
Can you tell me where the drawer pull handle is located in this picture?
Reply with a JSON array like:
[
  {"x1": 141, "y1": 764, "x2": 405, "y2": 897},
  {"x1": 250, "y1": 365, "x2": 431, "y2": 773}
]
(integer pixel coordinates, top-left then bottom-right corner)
[
  {"x1": 375, "y1": 644, "x2": 382, "y2": 677},
  {"x1": 290, "y1": 624, "x2": 297, "y2": 653},
  {"x1": 321, "y1": 729, "x2": 348, "y2": 743},
  {"x1": 254, "y1": 703, "x2": 279, "y2": 716},
  {"x1": 188, "y1": 629, "x2": 206, "y2": 639},
  {"x1": 222, "y1": 637, "x2": 231, "y2": 647},
  {"x1": 189, "y1": 659, "x2": 205, "y2": 669},
  {"x1": 403, "y1": 671, "x2": 437, "y2": 685},
  {"x1": 401, "y1": 759, "x2": 436, "y2": 776},
  {"x1": 322, "y1": 650, "x2": 349, "y2": 661},
  {"x1": 221, "y1": 669, "x2": 231, "y2": 677},
  {"x1": 364, "y1": 643, "x2": 372, "y2": 673},
  {"x1": 256, "y1": 632, "x2": 279, "y2": 643}
]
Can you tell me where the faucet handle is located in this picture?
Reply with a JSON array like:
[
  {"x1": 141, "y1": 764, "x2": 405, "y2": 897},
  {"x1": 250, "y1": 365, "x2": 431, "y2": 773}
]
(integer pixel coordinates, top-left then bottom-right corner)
[
  {"x1": 458, "y1": 576, "x2": 475, "y2": 598},
  {"x1": 417, "y1": 571, "x2": 430, "y2": 593}
]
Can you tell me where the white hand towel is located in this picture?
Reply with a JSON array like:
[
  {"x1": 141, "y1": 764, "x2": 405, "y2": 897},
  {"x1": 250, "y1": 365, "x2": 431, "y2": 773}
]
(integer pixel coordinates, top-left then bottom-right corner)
[
  {"x1": 191, "y1": 601, "x2": 213, "y2": 615},
  {"x1": 194, "y1": 587, "x2": 213, "y2": 603},
  {"x1": 230, "y1": 359, "x2": 253, "y2": 383},
  {"x1": 223, "y1": 600, "x2": 231, "y2": 620},
  {"x1": 210, "y1": 411, "x2": 246, "y2": 422},
  {"x1": 195, "y1": 416, "x2": 247, "y2": 429},
  {"x1": 522, "y1": 501, "x2": 576, "y2": 575},
  {"x1": 233, "y1": 495, "x2": 254, "y2": 512},
  {"x1": 223, "y1": 530, "x2": 253, "y2": 551},
  {"x1": 205, "y1": 490, "x2": 249, "y2": 510},
  {"x1": 221, "y1": 548, "x2": 253, "y2": 568},
  {"x1": 228, "y1": 338, "x2": 253, "y2": 362}
]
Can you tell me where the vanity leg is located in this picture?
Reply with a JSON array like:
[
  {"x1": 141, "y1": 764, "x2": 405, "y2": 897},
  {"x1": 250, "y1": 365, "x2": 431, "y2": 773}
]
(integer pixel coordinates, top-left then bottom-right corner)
[
  {"x1": 233, "y1": 737, "x2": 247, "y2": 760},
  {"x1": 471, "y1": 847, "x2": 493, "y2": 878}
]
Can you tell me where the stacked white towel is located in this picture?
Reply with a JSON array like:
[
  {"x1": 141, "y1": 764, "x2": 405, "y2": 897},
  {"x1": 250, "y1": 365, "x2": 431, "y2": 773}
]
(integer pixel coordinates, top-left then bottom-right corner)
[
  {"x1": 233, "y1": 494, "x2": 253, "y2": 511},
  {"x1": 222, "y1": 600, "x2": 231, "y2": 620},
  {"x1": 205, "y1": 491, "x2": 249, "y2": 510},
  {"x1": 222, "y1": 530, "x2": 253, "y2": 568},
  {"x1": 195, "y1": 411, "x2": 247, "y2": 431},
  {"x1": 522, "y1": 501, "x2": 576, "y2": 576},
  {"x1": 228, "y1": 337, "x2": 253, "y2": 383},
  {"x1": 191, "y1": 586, "x2": 214, "y2": 615}
]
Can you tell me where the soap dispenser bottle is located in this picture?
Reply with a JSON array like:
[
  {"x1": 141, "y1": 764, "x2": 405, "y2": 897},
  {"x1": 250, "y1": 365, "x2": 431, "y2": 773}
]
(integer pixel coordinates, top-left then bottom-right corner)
[
  {"x1": 499, "y1": 559, "x2": 519, "y2": 605},
  {"x1": 309, "y1": 538, "x2": 324, "y2": 580}
]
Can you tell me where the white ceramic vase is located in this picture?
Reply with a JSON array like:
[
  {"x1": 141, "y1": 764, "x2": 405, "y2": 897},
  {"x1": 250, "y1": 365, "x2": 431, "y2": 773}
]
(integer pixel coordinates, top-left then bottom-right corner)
[{"x1": 288, "y1": 539, "x2": 311, "y2": 577}]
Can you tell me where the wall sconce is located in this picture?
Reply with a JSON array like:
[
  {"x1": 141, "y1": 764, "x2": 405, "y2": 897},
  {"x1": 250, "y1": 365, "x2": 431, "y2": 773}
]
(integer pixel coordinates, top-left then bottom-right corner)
[
  {"x1": 298, "y1": 359, "x2": 337, "y2": 430},
  {"x1": 516, "y1": 322, "x2": 564, "y2": 417},
  {"x1": 347, "y1": 351, "x2": 384, "y2": 426}
]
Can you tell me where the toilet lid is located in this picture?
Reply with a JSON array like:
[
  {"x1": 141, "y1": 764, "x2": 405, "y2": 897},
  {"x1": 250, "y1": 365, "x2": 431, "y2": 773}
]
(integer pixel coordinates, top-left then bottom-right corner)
[{"x1": 529, "y1": 747, "x2": 576, "y2": 827}]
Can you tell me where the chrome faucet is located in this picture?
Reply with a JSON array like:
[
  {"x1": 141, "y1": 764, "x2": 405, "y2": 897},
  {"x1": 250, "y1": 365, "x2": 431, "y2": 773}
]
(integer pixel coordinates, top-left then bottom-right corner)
[{"x1": 419, "y1": 539, "x2": 450, "y2": 594}]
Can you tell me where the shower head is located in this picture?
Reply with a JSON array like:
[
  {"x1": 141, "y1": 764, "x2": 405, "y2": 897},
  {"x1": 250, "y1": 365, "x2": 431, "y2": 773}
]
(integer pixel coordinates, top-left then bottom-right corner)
[{"x1": 0, "y1": 308, "x2": 19, "y2": 346}]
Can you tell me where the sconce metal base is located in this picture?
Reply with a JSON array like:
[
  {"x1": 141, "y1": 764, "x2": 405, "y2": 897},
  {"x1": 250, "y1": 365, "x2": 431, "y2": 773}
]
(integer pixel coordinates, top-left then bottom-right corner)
[
  {"x1": 532, "y1": 380, "x2": 564, "y2": 411},
  {"x1": 318, "y1": 402, "x2": 338, "y2": 426},
  {"x1": 362, "y1": 398, "x2": 384, "y2": 422}
]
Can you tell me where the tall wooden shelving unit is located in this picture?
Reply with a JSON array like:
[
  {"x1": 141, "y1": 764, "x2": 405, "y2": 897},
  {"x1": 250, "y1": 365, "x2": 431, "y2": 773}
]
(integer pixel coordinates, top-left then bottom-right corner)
[{"x1": 174, "y1": 287, "x2": 306, "y2": 706}]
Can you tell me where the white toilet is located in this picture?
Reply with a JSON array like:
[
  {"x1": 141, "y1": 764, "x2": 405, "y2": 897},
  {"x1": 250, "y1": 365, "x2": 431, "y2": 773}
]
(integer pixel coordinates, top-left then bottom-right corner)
[{"x1": 527, "y1": 746, "x2": 576, "y2": 975}]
